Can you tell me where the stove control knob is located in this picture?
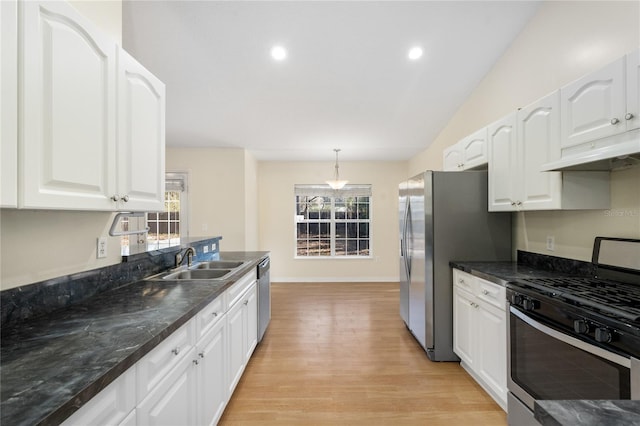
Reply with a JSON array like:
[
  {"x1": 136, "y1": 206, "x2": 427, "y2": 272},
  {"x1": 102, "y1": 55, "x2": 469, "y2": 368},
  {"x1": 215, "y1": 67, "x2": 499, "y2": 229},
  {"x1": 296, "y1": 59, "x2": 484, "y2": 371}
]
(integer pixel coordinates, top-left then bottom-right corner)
[
  {"x1": 595, "y1": 328, "x2": 613, "y2": 343},
  {"x1": 522, "y1": 298, "x2": 539, "y2": 311},
  {"x1": 573, "y1": 319, "x2": 590, "y2": 334},
  {"x1": 510, "y1": 294, "x2": 523, "y2": 306}
]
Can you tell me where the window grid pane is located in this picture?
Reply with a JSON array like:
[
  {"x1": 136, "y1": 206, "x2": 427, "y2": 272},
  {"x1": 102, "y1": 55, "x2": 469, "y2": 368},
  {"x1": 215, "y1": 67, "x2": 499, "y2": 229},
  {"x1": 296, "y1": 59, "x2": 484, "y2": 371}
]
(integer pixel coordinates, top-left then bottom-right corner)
[{"x1": 295, "y1": 188, "x2": 371, "y2": 258}]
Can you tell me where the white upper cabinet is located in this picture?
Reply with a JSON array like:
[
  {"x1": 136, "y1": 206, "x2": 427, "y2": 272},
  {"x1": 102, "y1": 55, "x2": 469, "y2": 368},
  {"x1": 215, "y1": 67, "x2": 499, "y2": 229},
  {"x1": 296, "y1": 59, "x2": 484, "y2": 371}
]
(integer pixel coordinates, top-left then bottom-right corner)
[
  {"x1": 489, "y1": 92, "x2": 610, "y2": 212},
  {"x1": 518, "y1": 91, "x2": 562, "y2": 210},
  {"x1": 20, "y1": 0, "x2": 118, "y2": 210},
  {"x1": 488, "y1": 112, "x2": 517, "y2": 211},
  {"x1": 626, "y1": 49, "x2": 640, "y2": 131},
  {"x1": 443, "y1": 128, "x2": 488, "y2": 171},
  {"x1": 561, "y1": 56, "x2": 626, "y2": 149},
  {"x1": 1, "y1": 0, "x2": 18, "y2": 207},
  {"x1": 443, "y1": 145, "x2": 463, "y2": 171},
  {"x1": 117, "y1": 49, "x2": 166, "y2": 212}
]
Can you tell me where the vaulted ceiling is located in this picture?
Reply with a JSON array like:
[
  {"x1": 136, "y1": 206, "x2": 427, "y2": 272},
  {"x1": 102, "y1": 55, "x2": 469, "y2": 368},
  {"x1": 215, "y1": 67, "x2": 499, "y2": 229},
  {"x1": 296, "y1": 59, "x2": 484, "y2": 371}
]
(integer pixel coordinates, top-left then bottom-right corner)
[{"x1": 123, "y1": 1, "x2": 540, "y2": 161}]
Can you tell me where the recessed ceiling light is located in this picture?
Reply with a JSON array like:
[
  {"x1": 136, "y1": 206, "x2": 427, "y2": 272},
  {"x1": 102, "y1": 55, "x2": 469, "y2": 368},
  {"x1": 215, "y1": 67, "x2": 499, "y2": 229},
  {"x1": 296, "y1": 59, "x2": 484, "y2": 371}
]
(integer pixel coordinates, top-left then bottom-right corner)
[
  {"x1": 271, "y1": 45, "x2": 287, "y2": 61},
  {"x1": 408, "y1": 46, "x2": 423, "y2": 61}
]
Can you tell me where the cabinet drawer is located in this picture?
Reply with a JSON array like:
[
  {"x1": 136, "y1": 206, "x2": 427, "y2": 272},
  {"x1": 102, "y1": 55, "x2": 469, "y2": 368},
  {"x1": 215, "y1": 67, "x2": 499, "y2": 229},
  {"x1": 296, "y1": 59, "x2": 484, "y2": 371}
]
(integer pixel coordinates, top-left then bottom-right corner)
[
  {"x1": 196, "y1": 294, "x2": 225, "y2": 340},
  {"x1": 137, "y1": 319, "x2": 196, "y2": 401},
  {"x1": 476, "y1": 278, "x2": 506, "y2": 311},
  {"x1": 226, "y1": 270, "x2": 257, "y2": 311},
  {"x1": 453, "y1": 269, "x2": 476, "y2": 293}
]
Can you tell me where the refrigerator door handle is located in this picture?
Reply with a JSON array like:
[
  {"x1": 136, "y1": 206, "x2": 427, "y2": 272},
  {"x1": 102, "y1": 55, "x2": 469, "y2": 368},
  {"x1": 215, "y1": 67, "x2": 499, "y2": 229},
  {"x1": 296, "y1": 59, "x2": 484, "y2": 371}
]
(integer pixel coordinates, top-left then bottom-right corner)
[{"x1": 405, "y1": 200, "x2": 412, "y2": 277}]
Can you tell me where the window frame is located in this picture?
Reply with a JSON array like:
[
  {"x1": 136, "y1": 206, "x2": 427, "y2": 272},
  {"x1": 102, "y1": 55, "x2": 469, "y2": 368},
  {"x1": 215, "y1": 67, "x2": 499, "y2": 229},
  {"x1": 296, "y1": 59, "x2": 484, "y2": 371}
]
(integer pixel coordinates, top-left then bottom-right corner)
[{"x1": 294, "y1": 184, "x2": 372, "y2": 259}]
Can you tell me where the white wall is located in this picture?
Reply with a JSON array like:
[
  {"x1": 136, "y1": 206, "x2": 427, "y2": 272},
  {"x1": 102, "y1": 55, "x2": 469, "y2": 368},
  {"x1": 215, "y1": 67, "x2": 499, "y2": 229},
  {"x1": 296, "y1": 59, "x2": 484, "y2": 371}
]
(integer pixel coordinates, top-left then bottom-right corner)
[
  {"x1": 258, "y1": 161, "x2": 406, "y2": 282},
  {"x1": 1, "y1": 0, "x2": 124, "y2": 291},
  {"x1": 166, "y1": 147, "x2": 258, "y2": 251},
  {"x1": 409, "y1": 0, "x2": 640, "y2": 261}
]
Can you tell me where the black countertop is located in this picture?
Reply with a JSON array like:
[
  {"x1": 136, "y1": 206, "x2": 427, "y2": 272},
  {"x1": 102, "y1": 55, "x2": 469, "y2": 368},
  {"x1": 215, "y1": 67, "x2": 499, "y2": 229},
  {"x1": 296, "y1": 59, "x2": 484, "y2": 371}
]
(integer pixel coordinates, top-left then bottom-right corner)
[
  {"x1": 449, "y1": 260, "x2": 578, "y2": 287},
  {"x1": 535, "y1": 400, "x2": 640, "y2": 426},
  {"x1": 0, "y1": 251, "x2": 269, "y2": 426}
]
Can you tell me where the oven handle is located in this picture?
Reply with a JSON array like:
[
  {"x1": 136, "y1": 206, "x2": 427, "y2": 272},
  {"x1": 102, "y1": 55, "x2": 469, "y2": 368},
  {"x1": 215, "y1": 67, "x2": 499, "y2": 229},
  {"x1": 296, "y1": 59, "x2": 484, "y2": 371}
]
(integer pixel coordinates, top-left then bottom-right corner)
[{"x1": 510, "y1": 306, "x2": 631, "y2": 368}]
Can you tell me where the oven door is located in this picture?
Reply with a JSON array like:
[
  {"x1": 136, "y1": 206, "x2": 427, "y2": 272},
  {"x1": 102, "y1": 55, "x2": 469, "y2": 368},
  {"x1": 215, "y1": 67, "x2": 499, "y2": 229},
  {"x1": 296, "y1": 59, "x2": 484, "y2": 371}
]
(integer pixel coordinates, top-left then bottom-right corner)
[{"x1": 508, "y1": 306, "x2": 631, "y2": 411}]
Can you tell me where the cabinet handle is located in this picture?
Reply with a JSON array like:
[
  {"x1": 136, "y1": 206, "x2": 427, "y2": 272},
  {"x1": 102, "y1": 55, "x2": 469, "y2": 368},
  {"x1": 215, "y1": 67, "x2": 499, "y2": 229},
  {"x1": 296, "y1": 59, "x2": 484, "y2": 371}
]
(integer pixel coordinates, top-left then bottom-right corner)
[
  {"x1": 482, "y1": 290, "x2": 489, "y2": 295},
  {"x1": 626, "y1": 113, "x2": 634, "y2": 120},
  {"x1": 172, "y1": 347, "x2": 180, "y2": 356},
  {"x1": 111, "y1": 195, "x2": 120, "y2": 202},
  {"x1": 243, "y1": 300, "x2": 249, "y2": 306},
  {"x1": 610, "y1": 117, "x2": 620, "y2": 125},
  {"x1": 122, "y1": 195, "x2": 129, "y2": 202},
  {"x1": 199, "y1": 352, "x2": 204, "y2": 358},
  {"x1": 212, "y1": 312, "x2": 218, "y2": 317},
  {"x1": 510, "y1": 201, "x2": 516, "y2": 206},
  {"x1": 458, "y1": 278, "x2": 464, "y2": 284},
  {"x1": 516, "y1": 201, "x2": 522, "y2": 206},
  {"x1": 193, "y1": 359, "x2": 199, "y2": 365}
]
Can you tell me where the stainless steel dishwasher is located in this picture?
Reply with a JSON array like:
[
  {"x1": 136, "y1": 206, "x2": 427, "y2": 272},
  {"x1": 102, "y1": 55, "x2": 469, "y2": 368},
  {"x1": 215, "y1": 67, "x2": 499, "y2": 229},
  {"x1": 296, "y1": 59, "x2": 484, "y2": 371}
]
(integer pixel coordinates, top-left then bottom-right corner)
[{"x1": 257, "y1": 257, "x2": 271, "y2": 342}]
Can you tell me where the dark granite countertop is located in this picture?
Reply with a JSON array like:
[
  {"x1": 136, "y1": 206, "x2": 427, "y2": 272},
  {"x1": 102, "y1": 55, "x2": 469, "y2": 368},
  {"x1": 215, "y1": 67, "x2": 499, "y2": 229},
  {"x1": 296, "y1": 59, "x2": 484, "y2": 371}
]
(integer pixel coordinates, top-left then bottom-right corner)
[
  {"x1": 535, "y1": 400, "x2": 640, "y2": 426},
  {"x1": 449, "y1": 260, "x2": 578, "y2": 287},
  {"x1": 0, "y1": 250, "x2": 269, "y2": 426}
]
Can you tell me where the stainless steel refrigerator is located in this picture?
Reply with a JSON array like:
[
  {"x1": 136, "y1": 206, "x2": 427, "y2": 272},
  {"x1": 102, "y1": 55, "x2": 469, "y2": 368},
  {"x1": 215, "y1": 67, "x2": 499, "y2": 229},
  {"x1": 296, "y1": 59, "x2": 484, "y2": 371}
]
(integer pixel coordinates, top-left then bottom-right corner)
[{"x1": 399, "y1": 171, "x2": 512, "y2": 361}]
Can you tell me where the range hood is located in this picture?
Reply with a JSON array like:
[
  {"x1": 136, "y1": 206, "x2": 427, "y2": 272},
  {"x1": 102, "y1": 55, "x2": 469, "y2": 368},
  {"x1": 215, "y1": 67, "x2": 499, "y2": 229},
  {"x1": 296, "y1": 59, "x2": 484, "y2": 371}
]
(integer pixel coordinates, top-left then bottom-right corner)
[{"x1": 541, "y1": 132, "x2": 640, "y2": 171}]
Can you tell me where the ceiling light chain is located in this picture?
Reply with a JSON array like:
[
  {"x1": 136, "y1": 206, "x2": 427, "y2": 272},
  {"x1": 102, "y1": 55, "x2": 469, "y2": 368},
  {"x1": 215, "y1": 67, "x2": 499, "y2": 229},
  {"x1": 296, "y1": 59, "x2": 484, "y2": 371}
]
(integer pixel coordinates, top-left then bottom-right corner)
[{"x1": 326, "y1": 149, "x2": 348, "y2": 190}]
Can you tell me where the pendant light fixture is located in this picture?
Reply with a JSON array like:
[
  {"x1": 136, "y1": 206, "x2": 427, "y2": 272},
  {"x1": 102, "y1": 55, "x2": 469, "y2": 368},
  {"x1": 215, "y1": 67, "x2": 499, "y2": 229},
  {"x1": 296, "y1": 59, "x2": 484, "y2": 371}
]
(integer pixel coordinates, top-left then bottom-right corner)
[{"x1": 326, "y1": 148, "x2": 348, "y2": 190}]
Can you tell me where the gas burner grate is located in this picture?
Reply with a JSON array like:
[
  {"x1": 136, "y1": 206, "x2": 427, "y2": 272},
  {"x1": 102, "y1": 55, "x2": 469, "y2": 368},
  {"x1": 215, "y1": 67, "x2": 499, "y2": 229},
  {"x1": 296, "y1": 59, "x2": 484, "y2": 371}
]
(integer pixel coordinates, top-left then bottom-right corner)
[{"x1": 518, "y1": 277, "x2": 640, "y2": 323}]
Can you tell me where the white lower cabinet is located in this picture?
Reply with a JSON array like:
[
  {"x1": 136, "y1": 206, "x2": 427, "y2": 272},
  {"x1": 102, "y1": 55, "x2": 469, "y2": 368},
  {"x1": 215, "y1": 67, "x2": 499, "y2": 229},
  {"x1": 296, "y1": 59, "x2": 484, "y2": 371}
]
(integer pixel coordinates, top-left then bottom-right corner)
[
  {"x1": 452, "y1": 269, "x2": 507, "y2": 411},
  {"x1": 197, "y1": 315, "x2": 228, "y2": 426},
  {"x1": 227, "y1": 281, "x2": 258, "y2": 396},
  {"x1": 137, "y1": 346, "x2": 198, "y2": 426},
  {"x1": 62, "y1": 270, "x2": 259, "y2": 425}
]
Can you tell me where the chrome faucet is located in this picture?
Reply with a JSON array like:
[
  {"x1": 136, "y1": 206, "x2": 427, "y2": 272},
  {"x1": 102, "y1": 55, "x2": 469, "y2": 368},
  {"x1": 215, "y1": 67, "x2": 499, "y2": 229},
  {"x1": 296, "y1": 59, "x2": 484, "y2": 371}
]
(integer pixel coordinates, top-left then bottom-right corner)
[{"x1": 175, "y1": 247, "x2": 196, "y2": 268}]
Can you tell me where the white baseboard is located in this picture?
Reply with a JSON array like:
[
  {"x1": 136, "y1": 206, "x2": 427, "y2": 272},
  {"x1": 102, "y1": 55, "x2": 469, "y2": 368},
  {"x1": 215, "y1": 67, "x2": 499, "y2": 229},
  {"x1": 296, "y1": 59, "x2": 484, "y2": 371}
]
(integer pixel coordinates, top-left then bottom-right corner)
[{"x1": 272, "y1": 277, "x2": 399, "y2": 283}]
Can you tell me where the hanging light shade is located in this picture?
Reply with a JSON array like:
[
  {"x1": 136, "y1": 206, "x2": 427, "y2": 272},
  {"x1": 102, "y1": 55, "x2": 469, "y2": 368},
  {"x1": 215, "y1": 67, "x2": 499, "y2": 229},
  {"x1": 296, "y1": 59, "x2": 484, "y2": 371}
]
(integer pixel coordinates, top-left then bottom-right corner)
[{"x1": 326, "y1": 148, "x2": 348, "y2": 190}]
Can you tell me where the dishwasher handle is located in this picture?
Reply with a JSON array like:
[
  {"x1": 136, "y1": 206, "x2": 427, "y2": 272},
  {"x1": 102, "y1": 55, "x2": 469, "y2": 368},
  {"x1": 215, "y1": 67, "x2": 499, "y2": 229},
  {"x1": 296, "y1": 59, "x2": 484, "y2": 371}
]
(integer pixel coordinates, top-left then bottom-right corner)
[{"x1": 258, "y1": 257, "x2": 270, "y2": 277}]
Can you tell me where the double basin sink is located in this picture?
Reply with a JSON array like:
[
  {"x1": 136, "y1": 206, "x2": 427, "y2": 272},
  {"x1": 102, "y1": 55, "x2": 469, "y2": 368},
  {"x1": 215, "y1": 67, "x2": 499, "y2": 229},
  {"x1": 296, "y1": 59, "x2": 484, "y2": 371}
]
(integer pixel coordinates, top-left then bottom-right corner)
[{"x1": 147, "y1": 260, "x2": 247, "y2": 281}]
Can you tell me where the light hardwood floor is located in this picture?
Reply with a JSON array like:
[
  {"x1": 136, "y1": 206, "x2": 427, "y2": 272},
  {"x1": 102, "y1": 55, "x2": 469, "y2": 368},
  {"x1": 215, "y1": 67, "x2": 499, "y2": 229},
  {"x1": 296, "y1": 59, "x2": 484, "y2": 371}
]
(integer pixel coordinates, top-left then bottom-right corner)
[{"x1": 219, "y1": 282, "x2": 507, "y2": 426}]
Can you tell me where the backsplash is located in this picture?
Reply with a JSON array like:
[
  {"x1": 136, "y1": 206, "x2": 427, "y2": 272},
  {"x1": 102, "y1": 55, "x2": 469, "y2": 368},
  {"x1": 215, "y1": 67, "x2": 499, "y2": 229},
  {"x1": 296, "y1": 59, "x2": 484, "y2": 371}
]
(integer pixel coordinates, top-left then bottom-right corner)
[
  {"x1": 517, "y1": 250, "x2": 595, "y2": 276},
  {"x1": 0, "y1": 237, "x2": 221, "y2": 329}
]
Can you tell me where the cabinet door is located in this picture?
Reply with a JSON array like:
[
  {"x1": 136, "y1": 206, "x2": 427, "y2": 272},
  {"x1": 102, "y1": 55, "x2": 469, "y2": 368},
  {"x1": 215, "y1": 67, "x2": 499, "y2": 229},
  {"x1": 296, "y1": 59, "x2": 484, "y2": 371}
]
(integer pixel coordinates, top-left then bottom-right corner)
[
  {"x1": 244, "y1": 282, "x2": 258, "y2": 361},
  {"x1": 461, "y1": 128, "x2": 488, "y2": 170},
  {"x1": 227, "y1": 297, "x2": 246, "y2": 396},
  {"x1": 117, "y1": 49, "x2": 166, "y2": 212},
  {"x1": 197, "y1": 317, "x2": 227, "y2": 426},
  {"x1": 488, "y1": 113, "x2": 517, "y2": 211},
  {"x1": 137, "y1": 347, "x2": 197, "y2": 426},
  {"x1": 560, "y1": 57, "x2": 625, "y2": 149},
  {"x1": 626, "y1": 49, "x2": 640, "y2": 131},
  {"x1": 442, "y1": 145, "x2": 462, "y2": 171},
  {"x1": 453, "y1": 286, "x2": 476, "y2": 367},
  {"x1": 1, "y1": 0, "x2": 17, "y2": 207},
  {"x1": 517, "y1": 91, "x2": 562, "y2": 210},
  {"x1": 20, "y1": 1, "x2": 117, "y2": 210},
  {"x1": 476, "y1": 301, "x2": 507, "y2": 408}
]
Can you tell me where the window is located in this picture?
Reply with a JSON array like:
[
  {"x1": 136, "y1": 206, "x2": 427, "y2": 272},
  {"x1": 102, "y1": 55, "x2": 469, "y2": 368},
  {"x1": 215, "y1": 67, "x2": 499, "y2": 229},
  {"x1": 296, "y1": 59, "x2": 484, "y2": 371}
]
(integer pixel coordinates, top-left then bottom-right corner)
[
  {"x1": 120, "y1": 173, "x2": 189, "y2": 255},
  {"x1": 295, "y1": 184, "x2": 371, "y2": 257}
]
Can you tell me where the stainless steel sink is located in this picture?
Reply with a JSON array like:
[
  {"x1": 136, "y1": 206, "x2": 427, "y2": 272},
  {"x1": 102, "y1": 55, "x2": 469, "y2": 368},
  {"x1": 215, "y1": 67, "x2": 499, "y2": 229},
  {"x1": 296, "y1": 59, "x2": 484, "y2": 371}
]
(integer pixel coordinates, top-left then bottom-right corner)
[
  {"x1": 161, "y1": 269, "x2": 232, "y2": 280},
  {"x1": 192, "y1": 260, "x2": 245, "y2": 269}
]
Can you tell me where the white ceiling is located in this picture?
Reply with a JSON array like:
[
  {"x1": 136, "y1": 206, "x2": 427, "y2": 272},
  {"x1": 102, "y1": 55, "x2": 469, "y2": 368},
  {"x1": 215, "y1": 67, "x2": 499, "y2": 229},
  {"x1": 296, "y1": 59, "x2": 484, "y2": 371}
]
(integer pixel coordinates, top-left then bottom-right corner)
[{"x1": 122, "y1": 1, "x2": 540, "y2": 162}]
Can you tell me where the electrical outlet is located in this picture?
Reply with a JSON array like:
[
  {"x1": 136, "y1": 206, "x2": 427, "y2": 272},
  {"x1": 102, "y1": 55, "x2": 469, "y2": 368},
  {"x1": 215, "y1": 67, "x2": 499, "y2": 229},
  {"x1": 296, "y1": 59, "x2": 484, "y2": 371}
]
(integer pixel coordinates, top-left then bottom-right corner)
[
  {"x1": 546, "y1": 235, "x2": 555, "y2": 251},
  {"x1": 97, "y1": 237, "x2": 108, "y2": 258},
  {"x1": 203, "y1": 245, "x2": 209, "y2": 253},
  {"x1": 212, "y1": 243, "x2": 217, "y2": 251}
]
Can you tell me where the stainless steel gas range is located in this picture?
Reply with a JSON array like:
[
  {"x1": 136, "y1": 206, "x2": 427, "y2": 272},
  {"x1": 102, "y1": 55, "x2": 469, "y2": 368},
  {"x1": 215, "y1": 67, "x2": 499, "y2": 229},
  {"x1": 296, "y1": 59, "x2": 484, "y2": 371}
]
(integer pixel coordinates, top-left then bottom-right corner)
[{"x1": 506, "y1": 237, "x2": 640, "y2": 425}]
